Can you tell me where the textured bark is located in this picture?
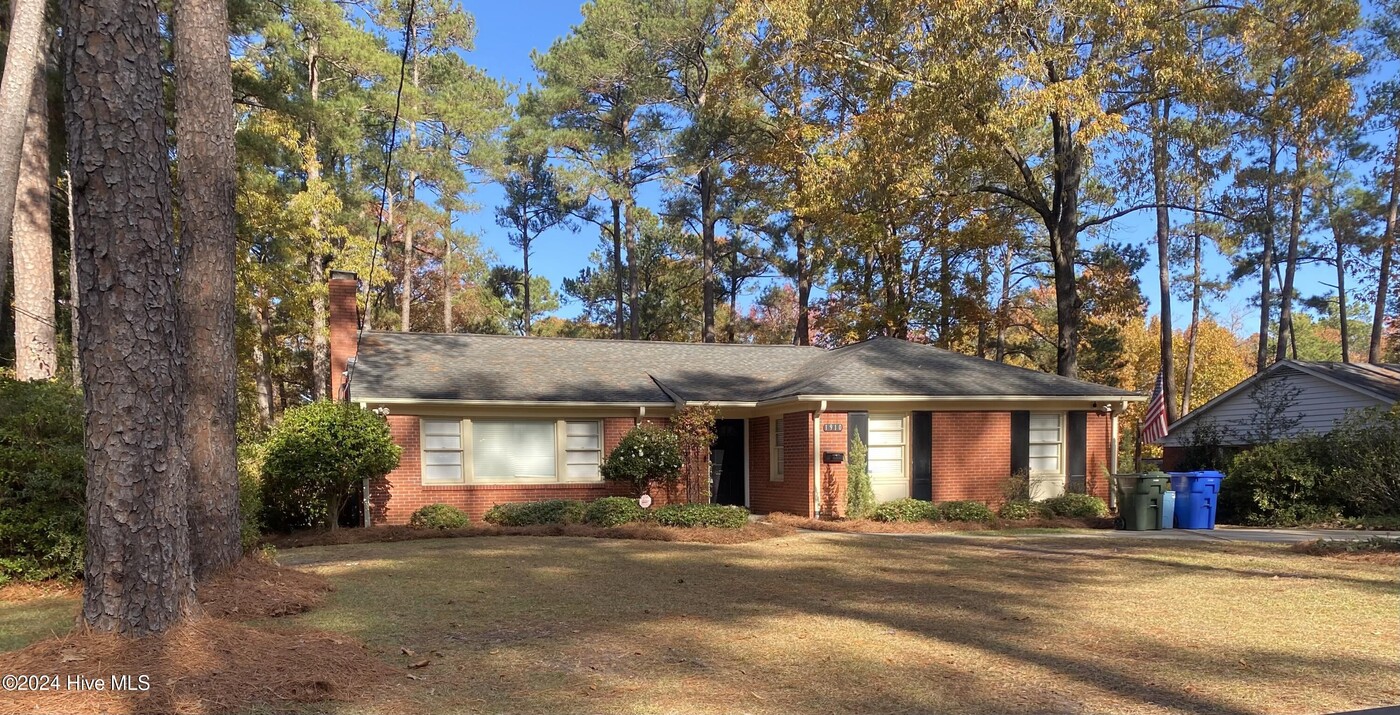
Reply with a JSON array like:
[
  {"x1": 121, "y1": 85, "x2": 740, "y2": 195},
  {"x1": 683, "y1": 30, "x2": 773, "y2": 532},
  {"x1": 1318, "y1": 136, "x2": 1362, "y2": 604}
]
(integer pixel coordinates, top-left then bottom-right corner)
[
  {"x1": 610, "y1": 199, "x2": 623, "y2": 339},
  {"x1": 1151, "y1": 98, "x2": 1178, "y2": 422},
  {"x1": 305, "y1": 36, "x2": 328, "y2": 400},
  {"x1": 64, "y1": 0, "x2": 196, "y2": 634},
  {"x1": 249, "y1": 299, "x2": 274, "y2": 427},
  {"x1": 1276, "y1": 148, "x2": 1305, "y2": 363},
  {"x1": 399, "y1": 32, "x2": 418, "y2": 334},
  {"x1": 1255, "y1": 132, "x2": 1279, "y2": 372},
  {"x1": 1048, "y1": 113, "x2": 1083, "y2": 378},
  {"x1": 521, "y1": 228, "x2": 532, "y2": 334},
  {"x1": 792, "y1": 221, "x2": 809, "y2": 346},
  {"x1": 0, "y1": 0, "x2": 47, "y2": 307},
  {"x1": 174, "y1": 0, "x2": 241, "y2": 579},
  {"x1": 67, "y1": 171, "x2": 79, "y2": 388},
  {"x1": 442, "y1": 229, "x2": 453, "y2": 332},
  {"x1": 625, "y1": 200, "x2": 639, "y2": 340},
  {"x1": 699, "y1": 165, "x2": 716, "y2": 343},
  {"x1": 1371, "y1": 136, "x2": 1399, "y2": 364},
  {"x1": 11, "y1": 30, "x2": 56, "y2": 381}
]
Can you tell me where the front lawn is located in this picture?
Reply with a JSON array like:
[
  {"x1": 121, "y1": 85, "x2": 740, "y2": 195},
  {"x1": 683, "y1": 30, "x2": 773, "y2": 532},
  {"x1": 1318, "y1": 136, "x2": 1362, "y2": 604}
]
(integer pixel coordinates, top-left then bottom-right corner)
[{"x1": 3, "y1": 532, "x2": 1396, "y2": 714}]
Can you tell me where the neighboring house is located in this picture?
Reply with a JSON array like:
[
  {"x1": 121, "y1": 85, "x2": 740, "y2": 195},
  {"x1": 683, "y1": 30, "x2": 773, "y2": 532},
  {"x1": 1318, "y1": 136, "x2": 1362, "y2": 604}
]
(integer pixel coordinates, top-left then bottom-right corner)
[
  {"x1": 1161, "y1": 360, "x2": 1400, "y2": 469},
  {"x1": 327, "y1": 272, "x2": 1144, "y2": 524}
]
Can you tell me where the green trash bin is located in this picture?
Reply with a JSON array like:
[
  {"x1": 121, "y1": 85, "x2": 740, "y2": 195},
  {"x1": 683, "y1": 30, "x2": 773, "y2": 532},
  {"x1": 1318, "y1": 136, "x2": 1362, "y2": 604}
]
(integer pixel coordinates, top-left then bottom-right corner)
[{"x1": 1114, "y1": 472, "x2": 1169, "y2": 530}]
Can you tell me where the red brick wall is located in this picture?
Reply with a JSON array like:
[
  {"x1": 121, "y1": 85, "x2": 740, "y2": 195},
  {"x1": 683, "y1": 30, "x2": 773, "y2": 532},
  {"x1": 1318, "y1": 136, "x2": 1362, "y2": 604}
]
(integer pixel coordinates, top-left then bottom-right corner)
[
  {"x1": 931, "y1": 412, "x2": 1012, "y2": 503},
  {"x1": 328, "y1": 274, "x2": 358, "y2": 400},
  {"x1": 818, "y1": 412, "x2": 849, "y2": 517},
  {"x1": 371, "y1": 415, "x2": 645, "y2": 524},
  {"x1": 747, "y1": 413, "x2": 814, "y2": 517}
]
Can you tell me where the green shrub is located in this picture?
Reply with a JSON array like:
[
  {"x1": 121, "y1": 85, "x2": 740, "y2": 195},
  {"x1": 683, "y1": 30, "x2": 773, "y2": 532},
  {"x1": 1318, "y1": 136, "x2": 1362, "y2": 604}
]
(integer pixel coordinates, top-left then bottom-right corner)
[
  {"x1": 997, "y1": 499, "x2": 1045, "y2": 520},
  {"x1": 651, "y1": 503, "x2": 750, "y2": 529},
  {"x1": 237, "y1": 443, "x2": 266, "y2": 550},
  {"x1": 261, "y1": 401, "x2": 401, "y2": 531},
  {"x1": 1325, "y1": 407, "x2": 1400, "y2": 516},
  {"x1": 1221, "y1": 440, "x2": 1339, "y2": 526},
  {"x1": 583, "y1": 496, "x2": 646, "y2": 527},
  {"x1": 483, "y1": 499, "x2": 587, "y2": 526},
  {"x1": 872, "y1": 498, "x2": 940, "y2": 523},
  {"x1": 0, "y1": 378, "x2": 86, "y2": 584},
  {"x1": 1040, "y1": 494, "x2": 1109, "y2": 518},
  {"x1": 410, "y1": 503, "x2": 470, "y2": 529},
  {"x1": 938, "y1": 500, "x2": 994, "y2": 522},
  {"x1": 845, "y1": 435, "x2": 876, "y2": 519},
  {"x1": 600, "y1": 425, "x2": 683, "y2": 497}
]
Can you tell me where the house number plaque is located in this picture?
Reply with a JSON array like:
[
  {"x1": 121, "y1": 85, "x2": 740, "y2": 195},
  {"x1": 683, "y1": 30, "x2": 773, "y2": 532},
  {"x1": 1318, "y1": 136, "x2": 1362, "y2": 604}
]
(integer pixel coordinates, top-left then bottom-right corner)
[{"x1": 822, "y1": 424, "x2": 843, "y2": 432}]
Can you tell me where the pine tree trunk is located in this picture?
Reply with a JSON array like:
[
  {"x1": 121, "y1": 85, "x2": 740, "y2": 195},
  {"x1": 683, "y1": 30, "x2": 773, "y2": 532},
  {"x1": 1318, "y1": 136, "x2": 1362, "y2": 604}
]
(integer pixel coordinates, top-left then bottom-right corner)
[
  {"x1": 1048, "y1": 114, "x2": 1083, "y2": 379},
  {"x1": 1371, "y1": 134, "x2": 1399, "y2": 364},
  {"x1": 11, "y1": 31, "x2": 56, "y2": 381},
  {"x1": 399, "y1": 33, "x2": 418, "y2": 334},
  {"x1": 174, "y1": 0, "x2": 241, "y2": 579},
  {"x1": 64, "y1": 0, "x2": 196, "y2": 634},
  {"x1": 522, "y1": 230, "x2": 532, "y2": 334},
  {"x1": 700, "y1": 165, "x2": 716, "y2": 343},
  {"x1": 626, "y1": 200, "x2": 639, "y2": 340},
  {"x1": 442, "y1": 228, "x2": 453, "y2": 332},
  {"x1": 250, "y1": 299, "x2": 274, "y2": 428},
  {"x1": 1326, "y1": 184, "x2": 1350, "y2": 362},
  {"x1": 611, "y1": 198, "x2": 623, "y2": 339},
  {"x1": 1276, "y1": 147, "x2": 1304, "y2": 363},
  {"x1": 996, "y1": 244, "x2": 1012, "y2": 362},
  {"x1": 1151, "y1": 98, "x2": 1179, "y2": 422},
  {"x1": 1181, "y1": 205, "x2": 1203, "y2": 415},
  {"x1": 0, "y1": 0, "x2": 47, "y2": 308},
  {"x1": 1256, "y1": 132, "x2": 1279, "y2": 372},
  {"x1": 793, "y1": 220, "x2": 810, "y2": 346},
  {"x1": 305, "y1": 36, "x2": 328, "y2": 400},
  {"x1": 67, "y1": 170, "x2": 80, "y2": 388}
]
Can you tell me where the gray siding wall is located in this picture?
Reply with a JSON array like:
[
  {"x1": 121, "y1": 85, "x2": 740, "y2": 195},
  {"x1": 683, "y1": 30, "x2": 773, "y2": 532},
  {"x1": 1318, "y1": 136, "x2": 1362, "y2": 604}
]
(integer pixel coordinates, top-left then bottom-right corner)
[{"x1": 1163, "y1": 366, "x2": 1389, "y2": 446}]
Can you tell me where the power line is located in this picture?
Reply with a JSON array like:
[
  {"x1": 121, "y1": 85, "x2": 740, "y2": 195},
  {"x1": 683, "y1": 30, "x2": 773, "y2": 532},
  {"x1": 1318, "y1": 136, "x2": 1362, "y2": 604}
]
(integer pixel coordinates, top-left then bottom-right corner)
[{"x1": 343, "y1": 0, "x2": 417, "y2": 400}]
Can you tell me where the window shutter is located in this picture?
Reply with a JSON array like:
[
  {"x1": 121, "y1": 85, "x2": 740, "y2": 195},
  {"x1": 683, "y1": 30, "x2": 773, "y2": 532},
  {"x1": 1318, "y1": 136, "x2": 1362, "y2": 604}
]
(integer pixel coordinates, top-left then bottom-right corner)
[
  {"x1": 1010, "y1": 411, "x2": 1030, "y2": 476},
  {"x1": 1067, "y1": 411, "x2": 1088, "y2": 493},
  {"x1": 911, "y1": 411, "x2": 932, "y2": 502}
]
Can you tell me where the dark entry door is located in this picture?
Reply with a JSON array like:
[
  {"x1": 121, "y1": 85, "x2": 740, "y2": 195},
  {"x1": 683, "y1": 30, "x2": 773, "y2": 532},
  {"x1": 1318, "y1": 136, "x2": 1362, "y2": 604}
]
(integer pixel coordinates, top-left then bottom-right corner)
[{"x1": 710, "y1": 419, "x2": 746, "y2": 506}]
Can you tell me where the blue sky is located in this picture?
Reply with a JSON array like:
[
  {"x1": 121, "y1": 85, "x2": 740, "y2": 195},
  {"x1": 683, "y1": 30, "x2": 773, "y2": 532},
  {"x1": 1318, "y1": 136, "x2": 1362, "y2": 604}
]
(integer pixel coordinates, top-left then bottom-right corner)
[{"x1": 452, "y1": 0, "x2": 1367, "y2": 337}]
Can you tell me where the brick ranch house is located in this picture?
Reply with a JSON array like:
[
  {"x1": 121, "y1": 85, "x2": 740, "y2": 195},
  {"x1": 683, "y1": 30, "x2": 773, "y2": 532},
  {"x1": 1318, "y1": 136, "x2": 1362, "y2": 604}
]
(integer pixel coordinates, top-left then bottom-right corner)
[{"x1": 327, "y1": 272, "x2": 1145, "y2": 525}]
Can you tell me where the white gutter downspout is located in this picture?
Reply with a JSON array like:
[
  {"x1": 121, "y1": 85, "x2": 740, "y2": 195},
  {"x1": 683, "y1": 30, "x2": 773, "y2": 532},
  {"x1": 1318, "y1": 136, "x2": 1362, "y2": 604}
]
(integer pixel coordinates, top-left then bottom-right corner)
[
  {"x1": 812, "y1": 400, "x2": 826, "y2": 519},
  {"x1": 1109, "y1": 401, "x2": 1124, "y2": 510},
  {"x1": 637, "y1": 405, "x2": 646, "y2": 426},
  {"x1": 360, "y1": 401, "x2": 373, "y2": 528}
]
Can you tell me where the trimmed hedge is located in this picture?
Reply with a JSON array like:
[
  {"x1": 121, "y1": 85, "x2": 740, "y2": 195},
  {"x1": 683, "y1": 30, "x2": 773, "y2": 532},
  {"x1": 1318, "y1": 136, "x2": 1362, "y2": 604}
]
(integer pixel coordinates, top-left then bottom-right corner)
[
  {"x1": 1040, "y1": 494, "x2": 1109, "y2": 518},
  {"x1": 583, "y1": 496, "x2": 646, "y2": 527},
  {"x1": 997, "y1": 499, "x2": 1044, "y2": 520},
  {"x1": 872, "y1": 498, "x2": 940, "y2": 523},
  {"x1": 651, "y1": 504, "x2": 750, "y2": 529},
  {"x1": 938, "y1": 500, "x2": 995, "y2": 523},
  {"x1": 410, "y1": 503, "x2": 470, "y2": 530},
  {"x1": 483, "y1": 499, "x2": 588, "y2": 526}
]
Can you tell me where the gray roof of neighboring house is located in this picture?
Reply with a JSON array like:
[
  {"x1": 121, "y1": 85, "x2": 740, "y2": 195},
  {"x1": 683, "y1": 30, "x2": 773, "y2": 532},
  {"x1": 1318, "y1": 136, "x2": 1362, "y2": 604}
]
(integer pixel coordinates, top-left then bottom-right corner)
[{"x1": 348, "y1": 332, "x2": 1141, "y2": 404}]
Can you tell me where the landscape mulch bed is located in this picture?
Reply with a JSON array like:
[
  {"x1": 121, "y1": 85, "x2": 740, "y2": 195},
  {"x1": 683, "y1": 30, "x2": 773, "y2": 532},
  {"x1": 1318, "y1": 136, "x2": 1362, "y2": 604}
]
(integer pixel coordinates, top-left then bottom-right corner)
[
  {"x1": 765, "y1": 512, "x2": 1114, "y2": 534},
  {"x1": 0, "y1": 617, "x2": 397, "y2": 714},
  {"x1": 265, "y1": 520, "x2": 797, "y2": 549},
  {"x1": 1290, "y1": 537, "x2": 1400, "y2": 565},
  {"x1": 0, "y1": 556, "x2": 395, "y2": 715}
]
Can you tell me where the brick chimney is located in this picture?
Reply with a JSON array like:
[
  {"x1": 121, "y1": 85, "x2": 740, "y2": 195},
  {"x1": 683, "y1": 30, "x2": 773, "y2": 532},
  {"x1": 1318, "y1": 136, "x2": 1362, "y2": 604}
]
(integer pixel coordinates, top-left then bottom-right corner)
[{"x1": 328, "y1": 271, "x2": 360, "y2": 401}]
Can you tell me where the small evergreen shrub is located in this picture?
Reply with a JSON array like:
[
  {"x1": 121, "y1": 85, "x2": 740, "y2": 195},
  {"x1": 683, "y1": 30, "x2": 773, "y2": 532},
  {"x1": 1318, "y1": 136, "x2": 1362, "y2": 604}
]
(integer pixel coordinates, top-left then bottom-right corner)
[
  {"x1": 600, "y1": 425, "x2": 683, "y2": 496},
  {"x1": 1221, "y1": 440, "x2": 1337, "y2": 526},
  {"x1": 410, "y1": 503, "x2": 471, "y2": 530},
  {"x1": 845, "y1": 436, "x2": 876, "y2": 519},
  {"x1": 583, "y1": 496, "x2": 646, "y2": 527},
  {"x1": 261, "y1": 401, "x2": 401, "y2": 530},
  {"x1": 1040, "y1": 494, "x2": 1109, "y2": 518},
  {"x1": 483, "y1": 499, "x2": 588, "y2": 526},
  {"x1": 997, "y1": 499, "x2": 1045, "y2": 520},
  {"x1": 872, "y1": 498, "x2": 940, "y2": 523},
  {"x1": 651, "y1": 503, "x2": 749, "y2": 529},
  {"x1": 938, "y1": 500, "x2": 995, "y2": 522},
  {"x1": 237, "y1": 443, "x2": 266, "y2": 550}
]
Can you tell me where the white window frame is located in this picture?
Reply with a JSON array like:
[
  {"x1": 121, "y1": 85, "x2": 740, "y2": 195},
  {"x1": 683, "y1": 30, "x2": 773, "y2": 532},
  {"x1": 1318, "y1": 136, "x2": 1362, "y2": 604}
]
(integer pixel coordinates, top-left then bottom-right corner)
[
  {"x1": 419, "y1": 418, "x2": 606, "y2": 486},
  {"x1": 561, "y1": 420, "x2": 603, "y2": 482},
  {"x1": 1028, "y1": 412, "x2": 1066, "y2": 477},
  {"x1": 420, "y1": 418, "x2": 466, "y2": 485},
  {"x1": 771, "y1": 416, "x2": 784, "y2": 481}
]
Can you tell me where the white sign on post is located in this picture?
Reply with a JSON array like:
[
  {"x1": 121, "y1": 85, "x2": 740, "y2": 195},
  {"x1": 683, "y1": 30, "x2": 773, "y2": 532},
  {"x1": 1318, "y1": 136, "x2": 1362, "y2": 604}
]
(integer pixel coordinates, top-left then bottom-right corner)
[{"x1": 638, "y1": 494, "x2": 653, "y2": 509}]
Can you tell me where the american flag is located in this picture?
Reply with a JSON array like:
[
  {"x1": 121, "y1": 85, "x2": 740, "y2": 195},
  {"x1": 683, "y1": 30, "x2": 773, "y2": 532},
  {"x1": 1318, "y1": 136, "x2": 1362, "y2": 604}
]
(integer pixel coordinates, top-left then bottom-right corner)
[{"x1": 1141, "y1": 372, "x2": 1169, "y2": 444}]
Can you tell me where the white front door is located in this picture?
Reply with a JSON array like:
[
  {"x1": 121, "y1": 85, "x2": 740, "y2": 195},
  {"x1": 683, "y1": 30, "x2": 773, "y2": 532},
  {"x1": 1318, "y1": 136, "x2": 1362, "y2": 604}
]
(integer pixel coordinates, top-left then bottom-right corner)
[
  {"x1": 1028, "y1": 413, "x2": 1066, "y2": 500},
  {"x1": 868, "y1": 413, "x2": 909, "y2": 502}
]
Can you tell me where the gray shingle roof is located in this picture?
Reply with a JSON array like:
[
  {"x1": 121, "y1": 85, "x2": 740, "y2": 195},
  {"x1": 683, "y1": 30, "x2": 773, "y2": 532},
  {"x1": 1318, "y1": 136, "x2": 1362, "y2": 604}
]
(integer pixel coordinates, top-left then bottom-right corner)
[
  {"x1": 1301, "y1": 362, "x2": 1400, "y2": 402},
  {"x1": 349, "y1": 332, "x2": 1140, "y2": 404}
]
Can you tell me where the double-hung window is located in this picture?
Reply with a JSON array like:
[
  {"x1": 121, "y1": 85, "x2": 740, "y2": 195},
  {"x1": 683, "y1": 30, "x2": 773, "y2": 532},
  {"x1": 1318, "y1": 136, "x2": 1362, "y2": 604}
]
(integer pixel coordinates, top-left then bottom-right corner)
[
  {"x1": 1028, "y1": 413, "x2": 1064, "y2": 475},
  {"x1": 421, "y1": 419, "x2": 465, "y2": 484},
  {"x1": 563, "y1": 420, "x2": 602, "y2": 480}
]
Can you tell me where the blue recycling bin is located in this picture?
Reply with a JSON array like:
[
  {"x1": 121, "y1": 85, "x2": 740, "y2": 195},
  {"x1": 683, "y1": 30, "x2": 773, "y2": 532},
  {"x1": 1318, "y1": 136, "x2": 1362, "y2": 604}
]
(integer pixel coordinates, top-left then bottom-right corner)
[
  {"x1": 1168, "y1": 471, "x2": 1222, "y2": 529},
  {"x1": 1160, "y1": 491, "x2": 1176, "y2": 529}
]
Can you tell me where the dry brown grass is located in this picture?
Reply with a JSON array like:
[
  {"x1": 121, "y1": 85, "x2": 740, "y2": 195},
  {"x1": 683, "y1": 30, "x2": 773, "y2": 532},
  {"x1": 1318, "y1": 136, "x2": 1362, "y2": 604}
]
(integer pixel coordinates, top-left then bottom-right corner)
[
  {"x1": 765, "y1": 511, "x2": 1113, "y2": 533},
  {"x1": 266, "y1": 520, "x2": 796, "y2": 549},
  {"x1": 0, "y1": 617, "x2": 397, "y2": 714}
]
